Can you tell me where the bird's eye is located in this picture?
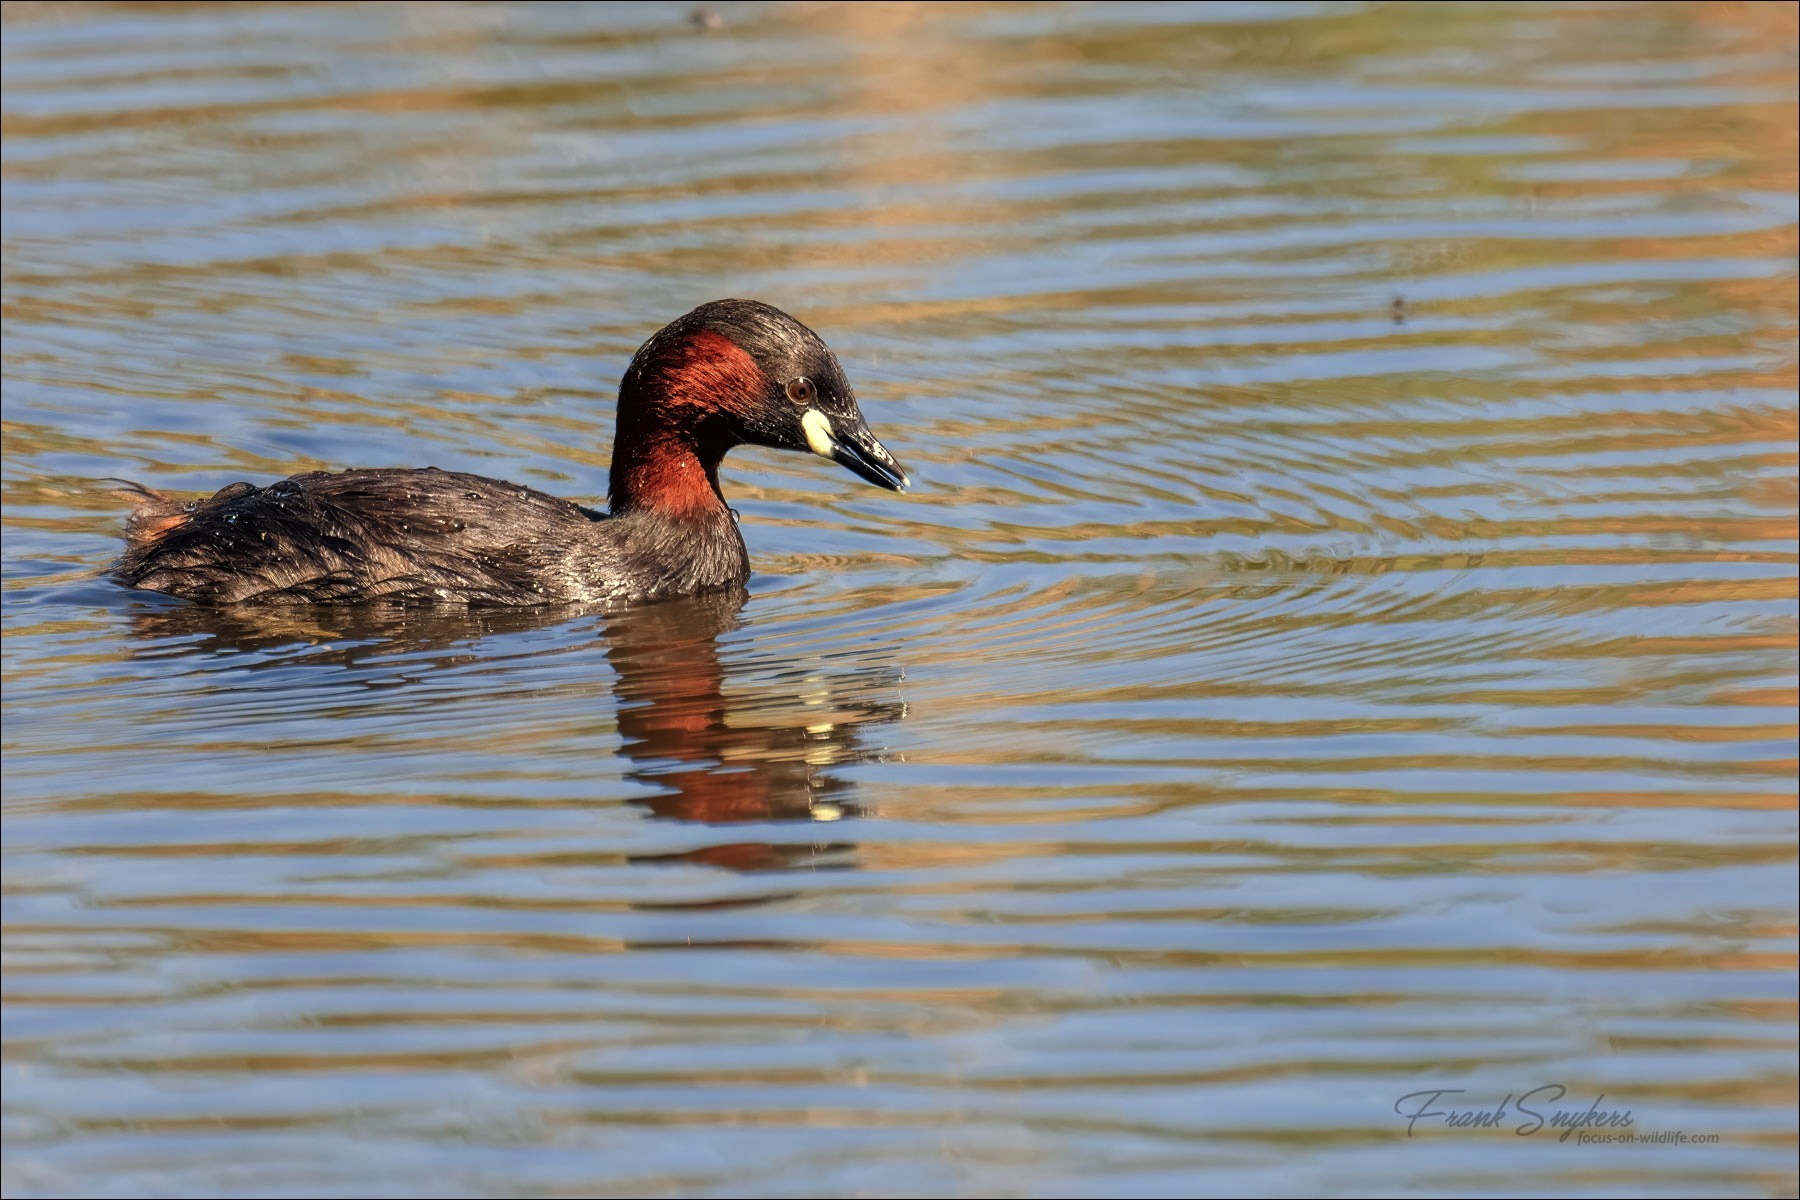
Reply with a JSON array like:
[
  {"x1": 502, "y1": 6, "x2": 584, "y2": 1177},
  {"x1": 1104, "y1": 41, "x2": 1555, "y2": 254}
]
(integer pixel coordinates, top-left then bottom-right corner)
[{"x1": 786, "y1": 377, "x2": 816, "y2": 406}]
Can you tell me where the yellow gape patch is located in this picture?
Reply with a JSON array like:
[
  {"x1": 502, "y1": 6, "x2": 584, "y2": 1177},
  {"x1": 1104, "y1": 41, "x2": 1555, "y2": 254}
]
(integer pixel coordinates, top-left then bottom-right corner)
[{"x1": 801, "y1": 409, "x2": 835, "y2": 458}]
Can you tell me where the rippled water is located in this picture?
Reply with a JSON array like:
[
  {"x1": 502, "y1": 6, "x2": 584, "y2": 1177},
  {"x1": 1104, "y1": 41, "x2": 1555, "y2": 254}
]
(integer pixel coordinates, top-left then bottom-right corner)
[{"x1": 4, "y1": 2, "x2": 1797, "y2": 1196}]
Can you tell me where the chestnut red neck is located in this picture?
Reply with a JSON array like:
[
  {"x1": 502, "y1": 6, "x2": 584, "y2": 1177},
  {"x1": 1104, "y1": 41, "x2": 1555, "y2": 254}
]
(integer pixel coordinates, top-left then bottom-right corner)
[
  {"x1": 608, "y1": 329, "x2": 768, "y2": 517},
  {"x1": 610, "y1": 434, "x2": 727, "y2": 518}
]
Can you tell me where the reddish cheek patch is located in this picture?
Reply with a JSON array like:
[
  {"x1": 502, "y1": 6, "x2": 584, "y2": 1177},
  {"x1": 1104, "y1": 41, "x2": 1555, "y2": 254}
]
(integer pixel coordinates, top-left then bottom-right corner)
[{"x1": 661, "y1": 330, "x2": 768, "y2": 420}]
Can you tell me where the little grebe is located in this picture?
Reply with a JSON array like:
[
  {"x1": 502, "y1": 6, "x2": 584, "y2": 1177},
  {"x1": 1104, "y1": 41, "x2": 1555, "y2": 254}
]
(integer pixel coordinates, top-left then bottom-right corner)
[{"x1": 112, "y1": 299, "x2": 909, "y2": 606}]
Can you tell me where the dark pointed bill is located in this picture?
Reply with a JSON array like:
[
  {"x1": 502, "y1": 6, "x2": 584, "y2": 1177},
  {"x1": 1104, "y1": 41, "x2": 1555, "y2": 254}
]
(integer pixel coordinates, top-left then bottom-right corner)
[{"x1": 802, "y1": 409, "x2": 910, "y2": 492}]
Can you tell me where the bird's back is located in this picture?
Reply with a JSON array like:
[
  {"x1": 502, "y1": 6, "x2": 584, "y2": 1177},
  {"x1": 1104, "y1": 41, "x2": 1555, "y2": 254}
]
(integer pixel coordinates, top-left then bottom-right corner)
[{"x1": 113, "y1": 467, "x2": 611, "y2": 606}]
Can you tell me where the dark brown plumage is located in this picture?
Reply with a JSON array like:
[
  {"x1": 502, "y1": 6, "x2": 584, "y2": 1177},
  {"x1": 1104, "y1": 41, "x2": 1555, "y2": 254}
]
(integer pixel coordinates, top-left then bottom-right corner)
[{"x1": 112, "y1": 299, "x2": 909, "y2": 607}]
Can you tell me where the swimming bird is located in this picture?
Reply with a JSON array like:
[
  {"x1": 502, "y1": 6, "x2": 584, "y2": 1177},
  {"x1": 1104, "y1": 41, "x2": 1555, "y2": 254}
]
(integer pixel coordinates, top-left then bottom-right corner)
[{"x1": 112, "y1": 299, "x2": 908, "y2": 606}]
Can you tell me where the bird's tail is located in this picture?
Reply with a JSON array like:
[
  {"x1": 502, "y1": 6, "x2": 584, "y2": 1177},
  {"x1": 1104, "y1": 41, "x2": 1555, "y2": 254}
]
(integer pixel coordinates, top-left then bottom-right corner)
[{"x1": 100, "y1": 478, "x2": 192, "y2": 546}]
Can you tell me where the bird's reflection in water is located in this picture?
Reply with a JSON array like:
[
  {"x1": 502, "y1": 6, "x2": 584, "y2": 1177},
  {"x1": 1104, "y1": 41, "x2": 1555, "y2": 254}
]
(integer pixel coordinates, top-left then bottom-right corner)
[
  {"x1": 123, "y1": 587, "x2": 906, "y2": 872},
  {"x1": 602, "y1": 588, "x2": 905, "y2": 872}
]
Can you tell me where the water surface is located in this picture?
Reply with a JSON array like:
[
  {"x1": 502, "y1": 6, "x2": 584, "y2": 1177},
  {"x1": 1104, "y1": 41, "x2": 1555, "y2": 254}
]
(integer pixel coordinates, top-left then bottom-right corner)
[{"x1": 3, "y1": 2, "x2": 1796, "y2": 1196}]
